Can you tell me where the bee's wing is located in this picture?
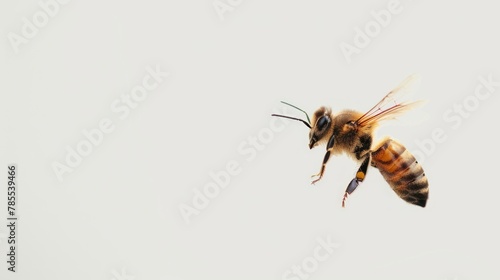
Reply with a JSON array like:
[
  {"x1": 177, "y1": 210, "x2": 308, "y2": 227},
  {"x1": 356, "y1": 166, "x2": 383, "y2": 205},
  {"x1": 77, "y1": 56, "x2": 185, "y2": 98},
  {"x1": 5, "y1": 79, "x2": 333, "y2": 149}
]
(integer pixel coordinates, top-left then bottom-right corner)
[{"x1": 356, "y1": 74, "x2": 423, "y2": 127}]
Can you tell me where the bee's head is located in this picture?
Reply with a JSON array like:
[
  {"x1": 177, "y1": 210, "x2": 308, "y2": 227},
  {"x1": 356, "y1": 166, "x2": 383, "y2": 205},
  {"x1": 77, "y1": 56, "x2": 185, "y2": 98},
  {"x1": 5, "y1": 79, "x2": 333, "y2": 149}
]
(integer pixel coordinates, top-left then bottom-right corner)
[
  {"x1": 308, "y1": 107, "x2": 332, "y2": 149},
  {"x1": 271, "y1": 102, "x2": 332, "y2": 149}
]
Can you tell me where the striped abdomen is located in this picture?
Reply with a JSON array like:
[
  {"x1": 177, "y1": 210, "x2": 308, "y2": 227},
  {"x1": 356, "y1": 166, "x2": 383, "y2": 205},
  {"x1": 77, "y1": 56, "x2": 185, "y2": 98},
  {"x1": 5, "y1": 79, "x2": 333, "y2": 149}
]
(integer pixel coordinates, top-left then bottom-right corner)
[{"x1": 371, "y1": 138, "x2": 429, "y2": 207}]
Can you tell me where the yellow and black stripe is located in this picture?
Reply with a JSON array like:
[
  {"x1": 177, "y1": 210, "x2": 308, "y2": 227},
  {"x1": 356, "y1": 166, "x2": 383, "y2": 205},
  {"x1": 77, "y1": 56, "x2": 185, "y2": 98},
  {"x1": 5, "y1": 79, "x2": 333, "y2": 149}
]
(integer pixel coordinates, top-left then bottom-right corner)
[{"x1": 371, "y1": 138, "x2": 429, "y2": 207}]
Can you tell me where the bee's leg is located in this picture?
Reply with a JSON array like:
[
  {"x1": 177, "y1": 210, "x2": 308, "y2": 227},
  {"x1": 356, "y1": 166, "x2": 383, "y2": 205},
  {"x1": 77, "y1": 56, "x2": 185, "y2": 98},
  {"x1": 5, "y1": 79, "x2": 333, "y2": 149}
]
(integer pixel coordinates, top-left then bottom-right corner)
[
  {"x1": 311, "y1": 134, "x2": 335, "y2": 185},
  {"x1": 342, "y1": 154, "x2": 371, "y2": 207}
]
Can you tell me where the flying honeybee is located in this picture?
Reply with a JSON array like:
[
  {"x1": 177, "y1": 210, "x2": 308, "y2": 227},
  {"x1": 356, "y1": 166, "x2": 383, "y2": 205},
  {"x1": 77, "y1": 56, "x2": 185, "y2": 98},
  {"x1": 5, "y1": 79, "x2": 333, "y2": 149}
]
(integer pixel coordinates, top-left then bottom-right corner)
[{"x1": 272, "y1": 75, "x2": 429, "y2": 207}]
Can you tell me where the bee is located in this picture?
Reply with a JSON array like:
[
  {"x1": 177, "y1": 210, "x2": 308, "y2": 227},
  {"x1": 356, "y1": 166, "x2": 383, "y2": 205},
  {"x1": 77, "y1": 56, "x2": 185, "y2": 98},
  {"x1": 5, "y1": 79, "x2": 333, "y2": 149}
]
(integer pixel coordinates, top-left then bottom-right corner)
[{"x1": 272, "y1": 75, "x2": 429, "y2": 207}]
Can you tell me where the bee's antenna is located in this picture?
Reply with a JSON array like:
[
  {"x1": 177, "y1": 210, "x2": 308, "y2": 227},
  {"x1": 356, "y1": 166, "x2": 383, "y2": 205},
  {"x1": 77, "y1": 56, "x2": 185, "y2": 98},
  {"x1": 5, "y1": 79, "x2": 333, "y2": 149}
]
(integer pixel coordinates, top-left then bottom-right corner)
[
  {"x1": 279, "y1": 101, "x2": 311, "y2": 125},
  {"x1": 271, "y1": 114, "x2": 311, "y2": 129},
  {"x1": 271, "y1": 101, "x2": 312, "y2": 129}
]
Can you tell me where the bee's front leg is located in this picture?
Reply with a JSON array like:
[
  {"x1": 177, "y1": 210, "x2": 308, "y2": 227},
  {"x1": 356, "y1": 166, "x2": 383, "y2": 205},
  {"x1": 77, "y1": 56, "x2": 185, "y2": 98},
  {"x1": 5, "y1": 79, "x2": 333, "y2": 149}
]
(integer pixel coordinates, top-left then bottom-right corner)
[
  {"x1": 342, "y1": 154, "x2": 371, "y2": 207},
  {"x1": 311, "y1": 134, "x2": 335, "y2": 185}
]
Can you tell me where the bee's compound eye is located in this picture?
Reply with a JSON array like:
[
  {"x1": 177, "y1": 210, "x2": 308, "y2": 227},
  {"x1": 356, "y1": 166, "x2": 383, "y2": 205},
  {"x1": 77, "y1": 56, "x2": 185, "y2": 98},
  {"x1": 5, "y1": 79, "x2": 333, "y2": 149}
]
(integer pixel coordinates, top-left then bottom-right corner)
[{"x1": 317, "y1": 116, "x2": 330, "y2": 131}]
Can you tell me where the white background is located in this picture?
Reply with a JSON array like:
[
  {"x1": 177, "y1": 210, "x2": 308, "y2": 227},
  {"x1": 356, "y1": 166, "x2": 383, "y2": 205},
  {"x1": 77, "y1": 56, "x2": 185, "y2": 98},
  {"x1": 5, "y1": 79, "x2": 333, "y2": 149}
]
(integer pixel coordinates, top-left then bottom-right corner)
[{"x1": 1, "y1": 1, "x2": 500, "y2": 279}]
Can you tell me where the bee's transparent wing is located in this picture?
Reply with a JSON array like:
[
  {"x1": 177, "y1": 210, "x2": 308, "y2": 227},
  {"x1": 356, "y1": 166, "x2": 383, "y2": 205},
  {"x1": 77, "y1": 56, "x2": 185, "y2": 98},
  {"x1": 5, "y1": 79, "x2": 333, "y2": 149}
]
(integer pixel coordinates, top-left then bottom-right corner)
[{"x1": 356, "y1": 74, "x2": 423, "y2": 127}]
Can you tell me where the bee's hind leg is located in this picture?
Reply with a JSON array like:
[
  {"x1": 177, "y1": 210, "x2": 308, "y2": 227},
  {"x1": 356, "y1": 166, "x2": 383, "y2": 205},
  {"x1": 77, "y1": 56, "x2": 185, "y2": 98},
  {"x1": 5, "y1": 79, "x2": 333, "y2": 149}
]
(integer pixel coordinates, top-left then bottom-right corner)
[{"x1": 342, "y1": 154, "x2": 371, "y2": 207}]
